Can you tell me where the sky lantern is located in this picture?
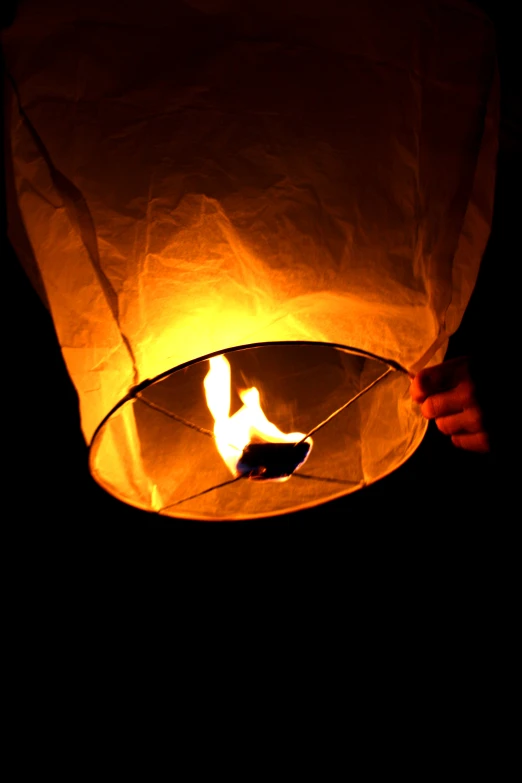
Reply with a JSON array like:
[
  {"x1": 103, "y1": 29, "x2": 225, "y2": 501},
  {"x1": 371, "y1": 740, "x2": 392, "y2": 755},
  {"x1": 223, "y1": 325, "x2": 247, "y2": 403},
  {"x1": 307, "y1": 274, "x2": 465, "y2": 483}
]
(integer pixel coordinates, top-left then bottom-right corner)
[{"x1": 3, "y1": 0, "x2": 498, "y2": 520}]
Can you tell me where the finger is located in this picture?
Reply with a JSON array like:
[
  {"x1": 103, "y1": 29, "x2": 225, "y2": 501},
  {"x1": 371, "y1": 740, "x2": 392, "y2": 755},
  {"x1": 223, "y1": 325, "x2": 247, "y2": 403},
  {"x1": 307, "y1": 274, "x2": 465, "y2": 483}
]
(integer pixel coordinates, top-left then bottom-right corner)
[
  {"x1": 410, "y1": 357, "x2": 470, "y2": 403},
  {"x1": 410, "y1": 374, "x2": 430, "y2": 404},
  {"x1": 451, "y1": 433, "x2": 490, "y2": 453},
  {"x1": 435, "y1": 406, "x2": 484, "y2": 436},
  {"x1": 420, "y1": 381, "x2": 476, "y2": 419}
]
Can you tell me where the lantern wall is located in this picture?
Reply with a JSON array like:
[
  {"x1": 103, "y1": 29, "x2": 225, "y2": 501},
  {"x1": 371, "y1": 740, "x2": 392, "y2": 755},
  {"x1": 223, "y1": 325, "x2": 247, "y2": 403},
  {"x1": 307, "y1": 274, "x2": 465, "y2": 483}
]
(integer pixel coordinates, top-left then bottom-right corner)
[{"x1": 3, "y1": 0, "x2": 498, "y2": 516}]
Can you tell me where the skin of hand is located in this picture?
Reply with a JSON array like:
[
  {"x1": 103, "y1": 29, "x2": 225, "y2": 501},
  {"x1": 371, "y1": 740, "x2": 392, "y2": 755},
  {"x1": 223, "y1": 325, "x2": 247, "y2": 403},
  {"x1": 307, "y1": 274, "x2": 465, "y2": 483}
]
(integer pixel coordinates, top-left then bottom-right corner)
[{"x1": 410, "y1": 356, "x2": 490, "y2": 453}]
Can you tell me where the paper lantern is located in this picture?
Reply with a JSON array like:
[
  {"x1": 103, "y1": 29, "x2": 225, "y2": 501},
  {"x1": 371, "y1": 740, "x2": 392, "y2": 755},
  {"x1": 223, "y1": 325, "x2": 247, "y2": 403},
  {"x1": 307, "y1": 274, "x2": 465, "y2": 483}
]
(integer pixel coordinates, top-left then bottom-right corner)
[{"x1": 3, "y1": 0, "x2": 498, "y2": 520}]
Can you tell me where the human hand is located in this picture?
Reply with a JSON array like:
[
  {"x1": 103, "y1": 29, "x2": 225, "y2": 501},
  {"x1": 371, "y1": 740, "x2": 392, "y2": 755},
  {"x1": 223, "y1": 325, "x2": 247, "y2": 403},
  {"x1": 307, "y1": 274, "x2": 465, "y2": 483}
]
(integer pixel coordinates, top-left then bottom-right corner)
[{"x1": 410, "y1": 356, "x2": 490, "y2": 453}]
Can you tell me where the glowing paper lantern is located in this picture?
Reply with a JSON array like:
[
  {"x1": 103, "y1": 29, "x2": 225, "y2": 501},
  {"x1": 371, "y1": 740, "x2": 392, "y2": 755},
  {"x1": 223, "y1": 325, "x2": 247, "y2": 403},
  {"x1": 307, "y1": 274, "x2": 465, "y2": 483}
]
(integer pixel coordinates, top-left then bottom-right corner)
[{"x1": 3, "y1": 0, "x2": 498, "y2": 519}]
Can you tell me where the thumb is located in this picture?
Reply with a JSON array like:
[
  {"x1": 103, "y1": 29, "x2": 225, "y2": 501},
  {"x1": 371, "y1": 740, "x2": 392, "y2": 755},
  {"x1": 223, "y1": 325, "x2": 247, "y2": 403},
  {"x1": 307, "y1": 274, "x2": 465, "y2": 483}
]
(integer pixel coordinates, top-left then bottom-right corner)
[{"x1": 410, "y1": 357, "x2": 470, "y2": 403}]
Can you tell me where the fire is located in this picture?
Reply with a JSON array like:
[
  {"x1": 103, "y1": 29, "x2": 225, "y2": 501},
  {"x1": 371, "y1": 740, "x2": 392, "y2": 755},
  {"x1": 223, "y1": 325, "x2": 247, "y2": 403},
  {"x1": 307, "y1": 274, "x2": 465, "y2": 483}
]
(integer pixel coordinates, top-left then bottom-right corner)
[{"x1": 204, "y1": 355, "x2": 312, "y2": 479}]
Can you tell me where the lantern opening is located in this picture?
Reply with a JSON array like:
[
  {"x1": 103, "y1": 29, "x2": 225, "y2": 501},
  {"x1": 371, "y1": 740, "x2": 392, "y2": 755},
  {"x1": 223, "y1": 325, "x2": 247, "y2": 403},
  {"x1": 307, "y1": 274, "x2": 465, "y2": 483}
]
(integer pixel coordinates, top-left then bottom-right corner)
[{"x1": 88, "y1": 342, "x2": 426, "y2": 521}]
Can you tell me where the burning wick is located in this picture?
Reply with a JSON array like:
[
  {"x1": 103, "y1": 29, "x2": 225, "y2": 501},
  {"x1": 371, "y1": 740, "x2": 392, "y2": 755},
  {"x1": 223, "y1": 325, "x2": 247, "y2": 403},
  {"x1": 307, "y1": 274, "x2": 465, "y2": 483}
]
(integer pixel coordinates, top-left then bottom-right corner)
[
  {"x1": 236, "y1": 440, "x2": 311, "y2": 480},
  {"x1": 204, "y1": 355, "x2": 312, "y2": 481}
]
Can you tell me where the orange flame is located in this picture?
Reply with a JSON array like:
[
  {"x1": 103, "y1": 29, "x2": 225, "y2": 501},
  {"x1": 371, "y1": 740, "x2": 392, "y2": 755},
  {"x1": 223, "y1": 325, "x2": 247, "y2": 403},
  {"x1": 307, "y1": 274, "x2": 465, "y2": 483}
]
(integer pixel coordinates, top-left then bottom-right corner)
[{"x1": 204, "y1": 354, "x2": 311, "y2": 478}]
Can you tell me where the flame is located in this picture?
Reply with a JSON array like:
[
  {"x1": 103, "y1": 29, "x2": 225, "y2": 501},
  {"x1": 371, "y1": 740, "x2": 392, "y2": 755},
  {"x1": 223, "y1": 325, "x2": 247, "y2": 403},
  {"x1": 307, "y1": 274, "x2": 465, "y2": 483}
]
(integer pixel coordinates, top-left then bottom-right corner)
[{"x1": 204, "y1": 354, "x2": 311, "y2": 478}]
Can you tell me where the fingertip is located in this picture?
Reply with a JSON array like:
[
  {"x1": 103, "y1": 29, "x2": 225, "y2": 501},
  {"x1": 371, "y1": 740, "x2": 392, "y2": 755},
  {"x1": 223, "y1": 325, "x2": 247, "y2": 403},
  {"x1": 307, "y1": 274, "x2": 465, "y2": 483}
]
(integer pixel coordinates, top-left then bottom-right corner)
[
  {"x1": 420, "y1": 397, "x2": 435, "y2": 419},
  {"x1": 409, "y1": 374, "x2": 428, "y2": 404},
  {"x1": 435, "y1": 416, "x2": 449, "y2": 434},
  {"x1": 451, "y1": 433, "x2": 490, "y2": 453}
]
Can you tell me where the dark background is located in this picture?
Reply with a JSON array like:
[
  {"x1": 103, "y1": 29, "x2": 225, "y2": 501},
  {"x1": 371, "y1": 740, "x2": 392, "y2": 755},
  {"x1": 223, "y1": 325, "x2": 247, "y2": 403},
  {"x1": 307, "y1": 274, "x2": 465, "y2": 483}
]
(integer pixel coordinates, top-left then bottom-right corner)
[{"x1": 1, "y1": 1, "x2": 516, "y2": 566}]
